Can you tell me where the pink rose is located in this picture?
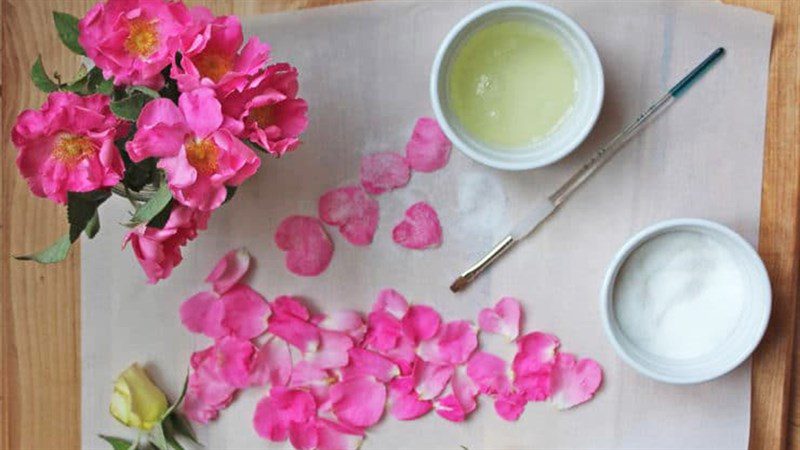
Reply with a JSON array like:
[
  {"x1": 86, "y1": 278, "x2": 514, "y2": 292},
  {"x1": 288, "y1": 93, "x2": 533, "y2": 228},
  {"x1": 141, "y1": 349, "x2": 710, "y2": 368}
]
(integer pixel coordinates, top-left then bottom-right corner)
[
  {"x1": 171, "y1": 7, "x2": 270, "y2": 95},
  {"x1": 123, "y1": 204, "x2": 210, "y2": 283},
  {"x1": 126, "y1": 88, "x2": 261, "y2": 211},
  {"x1": 78, "y1": 0, "x2": 192, "y2": 88},
  {"x1": 11, "y1": 92, "x2": 125, "y2": 204},
  {"x1": 222, "y1": 63, "x2": 308, "y2": 156}
]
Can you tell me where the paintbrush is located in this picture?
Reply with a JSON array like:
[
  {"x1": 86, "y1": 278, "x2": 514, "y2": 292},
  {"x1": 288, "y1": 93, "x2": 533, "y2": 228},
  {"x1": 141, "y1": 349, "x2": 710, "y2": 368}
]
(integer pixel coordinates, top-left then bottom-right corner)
[{"x1": 450, "y1": 47, "x2": 726, "y2": 293}]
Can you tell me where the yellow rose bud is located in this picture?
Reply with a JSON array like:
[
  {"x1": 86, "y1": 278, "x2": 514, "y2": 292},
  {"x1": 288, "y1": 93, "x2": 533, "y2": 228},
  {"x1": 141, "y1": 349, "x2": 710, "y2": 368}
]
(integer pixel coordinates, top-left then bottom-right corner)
[{"x1": 109, "y1": 363, "x2": 169, "y2": 431}]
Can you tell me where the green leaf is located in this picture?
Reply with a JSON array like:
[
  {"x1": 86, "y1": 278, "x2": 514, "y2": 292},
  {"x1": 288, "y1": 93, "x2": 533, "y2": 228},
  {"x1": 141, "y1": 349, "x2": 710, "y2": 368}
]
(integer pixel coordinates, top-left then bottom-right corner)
[
  {"x1": 161, "y1": 373, "x2": 189, "y2": 420},
  {"x1": 67, "y1": 190, "x2": 111, "y2": 241},
  {"x1": 98, "y1": 435, "x2": 135, "y2": 450},
  {"x1": 223, "y1": 185, "x2": 238, "y2": 205},
  {"x1": 14, "y1": 235, "x2": 72, "y2": 263},
  {"x1": 31, "y1": 56, "x2": 59, "y2": 93},
  {"x1": 111, "y1": 92, "x2": 152, "y2": 121},
  {"x1": 167, "y1": 413, "x2": 199, "y2": 446},
  {"x1": 241, "y1": 139, "x2": 268, "y2": 153},
  {"x1": 150, "y1": 423, "x2": 169, "y2": 450},
  {"x1": 53, "y1": 12, "x2": 85, "y2": 56},
  {"x1": 128, "y1": 86, "x2": 160, "y2": 99},
  {"x1": 85, "y1": 211, "x2": 101, "y2": 238},
  {"x1": 146, "y1": 200, "x2": 173, "y2": 229},
  {"x1": 126, "y1": 181, "x2": 172, "y2": 227}
]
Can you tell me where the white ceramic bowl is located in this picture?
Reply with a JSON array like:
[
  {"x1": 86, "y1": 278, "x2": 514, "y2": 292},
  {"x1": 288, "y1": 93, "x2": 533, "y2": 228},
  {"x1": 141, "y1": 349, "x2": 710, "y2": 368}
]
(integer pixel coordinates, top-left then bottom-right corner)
[
  {"x1": 430, "y1": 1, "x2": 604, "y2": 171},
  {"x1": 600, "y1": 218, "x2": 771, "y2": 384}
]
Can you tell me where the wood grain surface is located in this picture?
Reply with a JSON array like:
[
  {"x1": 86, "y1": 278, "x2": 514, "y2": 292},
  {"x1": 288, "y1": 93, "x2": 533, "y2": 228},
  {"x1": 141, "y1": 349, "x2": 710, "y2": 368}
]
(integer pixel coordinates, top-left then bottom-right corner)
[{"x1": 1, "y1": 1, "x2": 797, "y2": 449}]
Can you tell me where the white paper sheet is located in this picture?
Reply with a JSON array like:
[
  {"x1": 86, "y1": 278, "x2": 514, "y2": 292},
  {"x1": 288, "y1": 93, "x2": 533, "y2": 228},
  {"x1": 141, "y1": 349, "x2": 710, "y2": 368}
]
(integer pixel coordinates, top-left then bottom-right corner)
[{"x1": 82, "y1": 1, "x2": 774, "y2": 448}]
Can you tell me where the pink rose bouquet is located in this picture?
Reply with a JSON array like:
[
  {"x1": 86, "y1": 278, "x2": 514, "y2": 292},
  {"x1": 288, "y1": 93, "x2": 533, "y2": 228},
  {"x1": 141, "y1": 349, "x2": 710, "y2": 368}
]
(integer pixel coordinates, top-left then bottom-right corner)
[{"x1": 10, "y1": 0, "x2": 308, "y2": 283}]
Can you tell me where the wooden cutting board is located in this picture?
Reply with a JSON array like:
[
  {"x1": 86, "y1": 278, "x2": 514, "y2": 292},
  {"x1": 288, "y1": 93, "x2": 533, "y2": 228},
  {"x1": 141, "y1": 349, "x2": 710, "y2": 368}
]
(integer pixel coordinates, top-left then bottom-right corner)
[{"x1": 1, "y1": 0, "x2": 797, "y2": 449}]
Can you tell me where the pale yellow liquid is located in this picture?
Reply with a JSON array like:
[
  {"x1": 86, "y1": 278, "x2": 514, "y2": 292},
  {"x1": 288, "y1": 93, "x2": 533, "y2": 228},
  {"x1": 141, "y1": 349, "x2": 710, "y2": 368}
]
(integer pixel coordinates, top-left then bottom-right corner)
[{"x1": 448, "y1": 20, "x2": 577, "y2": 149}]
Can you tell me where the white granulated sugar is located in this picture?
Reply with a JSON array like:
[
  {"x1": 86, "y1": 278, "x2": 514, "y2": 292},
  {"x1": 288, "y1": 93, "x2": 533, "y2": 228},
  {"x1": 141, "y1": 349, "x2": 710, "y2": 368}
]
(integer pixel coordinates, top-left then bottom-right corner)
[
  {"x1": 613, "y1": 230, "x2": 747, "y2": 360},
  {"x1": 456, "y1": 171, "x2": 508, "y2": 240}
]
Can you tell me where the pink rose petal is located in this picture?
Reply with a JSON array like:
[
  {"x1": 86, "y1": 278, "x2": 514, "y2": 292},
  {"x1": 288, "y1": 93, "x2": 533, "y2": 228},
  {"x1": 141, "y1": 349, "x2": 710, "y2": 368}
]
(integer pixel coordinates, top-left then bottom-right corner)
[
  {"x1": 360, "y1": 151, "x2": 411, "y2": 195},
  {"x1": 275, "y1": 215, "x2": 334, "y2": 276},
  {"x1": 417, "y1": 320, "x2": 478, "y2": 365},
  {"x1": 405, "y1": 117, "x2": 451, "y2": 172},
  {"x1": 466, "y1": 351, "x2": 511, "y2": 396},
  {"x1": 220, "y1": 284, "x2": 269, "y2": 340},
  {"x1": 249, "y1": 336, "x2": 292, "y2": 387},
  {"x1": 318, "y1": 310, "x2": 367, "y2": 342},
  {"x1": 306, "y1": 330, "x2": 353, "y2": 369},
  {"x1": 268, "y1": 296, "x2": 320, "y2": 353},
  {"x1": 413, "y1": 360, "x2": 454, "y2": 401},
  {"x1": 451, "y1": 366, "x2": 479, "y2": 415},
  {"x1": 341, "y1": 348, "x2": 399, "y2": 382},
  {"x1": 494, "y1": 390, "x2": 527, "y2": 421},
  {"x1": 392, "y1": 202, "x2": 442, "y2": 250},
  {"x1": 289, "y1": 420, "x2": 318, "y2": 450},
  {"x1": 318, "y1": 185, "x2": 379, "y2": 246},
  {"x1": 402, "y1": 305, "x2": 441, "y2": 343},
  {"x1": 433, "y1": 395, "x2": 467, "y2": 422},
  {"x1": 478, "y1": 297, "x2": 522, "y2": 340},
  {"x1": 364, "y1": 310, "x2": 403, "y2": 353},
  {"x1": 180, "y1": 291, "x2": 225, "y2": 338},
  {"x1": 550, "y1": 353, "x2": 603, "y2": 410},
  {"x1": 388, "y1": 376, "x2": 432, "y2": 420},
  {"x1": 205, "y1": 248, "x2": 251, "y2": 294},
  {"x1": 253, "y1": 387, "x2": 316, "y2": 442},
  {"x1": 330, "y1": 376, "x2": 387, "y2": 428},
  {"x1": 215, "y1": 336, "x2": 257, "y2": 388},
  {"x1": 512, "y1": 332, "x2": 560, "y2": 402},
  {"x1": 317, "y1": 418, "x2": 364, "y2": 450},
  {"x1": 373, "y1": 288, "x2": 409, "y2": 319}
]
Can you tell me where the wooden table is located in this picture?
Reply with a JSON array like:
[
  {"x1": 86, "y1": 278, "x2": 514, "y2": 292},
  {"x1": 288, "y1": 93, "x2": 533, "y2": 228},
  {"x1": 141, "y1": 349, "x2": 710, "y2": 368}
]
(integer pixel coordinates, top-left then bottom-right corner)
[{"x1": 1, "y1": 0, "x2": 797, "y2": 449}]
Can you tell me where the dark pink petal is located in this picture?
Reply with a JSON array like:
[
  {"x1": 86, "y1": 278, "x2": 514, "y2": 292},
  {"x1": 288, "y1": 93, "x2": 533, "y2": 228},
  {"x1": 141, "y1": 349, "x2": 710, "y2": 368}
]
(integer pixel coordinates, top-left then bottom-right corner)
[
  {"x1": 433, "y1": 395, "x2": 466, "y2": 422},
  {"x1": 306, "y1": 330, "x2": 353, "y2": 369},
  {"x1": 388, "y1": 377, "x2": 432, "y2": 420},
  {"x1": 289, "y1": 421, "x2": 318, "y2": 450},
  {"x1": 205, "y1": 248, "x2": 251, "y2": 294},
  {"x1": 316, "y1": 418, "x2": 364, "y2": 450},
  {"x1": 249, "y1": 336, "x2": 292, "y2": 387},
  {"x1": 392, "y1": 202, "x2": 443, "y2": 250},
  {"x1": 275, "y1": 215, "x2": 334, "y2": 276},
  {"x1": 272, "y1": 295, "x2": 312, "y2": 320},
  {"x1": 215, "y1": 336, "x2": 257, "y2": 388},
  {"x1": 413, "y1": 360, "x2": 454, "y2": 400},
  {"x1": 364, "y1": 310, "x2": 403, "y2": 352},
  {"x1": 372, "y1": 288, "x2": 409, "y2": 319},
  {"x1": 341, "y1": 348, "x2": 399, "y2": 382},
  {"x1": 268, "y1": 296, "x2": 321, "y2": 352},
  {"x1": 478, "y1": 297, "x2": 522, "y2": 340},
  {"x1": 417, "y1": 320, "x2": 478, "y2": 365},
  {"x1": 512, "y1": 332, "x2": 559, "y2": 377},
  {"x1": 319, "y1": 310, "x2": 367, "y2": 342},
  {"x1": 549, "y1": 353, "x2": 603, "y2": 410},
  {"x1": 494, "y1": 390, "x2": 527, "y2": 421},
  {"x1": 402, "y1": 305, "x2": 441, "y2": 343},
  {"x1": 330, "y1": 376, "x2": 386, "y2": 428},
  {"x1": 514, "y1": 371, "x2": 553, "y2": 402},
  {"x1": 405, "y1": 117, "x2": 451, "y2": 173},
  {"x1": 220, "y1": 284, "x2": 269, "y2": 339},
  {"x1": 318, "y1": 185, "x2": 380, "y2": 246},
  {"x1": 253, "y1": 387, "x2": 316, "y2": 442},
  {"x1": 466, "y1": 351, "x2": 511, "y2": 395},
  {"x1": 180, "y1": 291, "x2": 225, "y2": 338},
  {"x1": 360, "y1": 151, "x2": 411, "y2": 195}
]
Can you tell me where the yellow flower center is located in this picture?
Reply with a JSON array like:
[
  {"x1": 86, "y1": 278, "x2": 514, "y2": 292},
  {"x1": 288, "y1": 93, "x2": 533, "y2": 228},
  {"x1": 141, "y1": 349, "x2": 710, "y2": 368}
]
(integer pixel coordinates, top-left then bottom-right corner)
[
  {"x1": 125, "y1": 18, "x2": 159, "y2": 58},
  {"x1": 52, "y1": 134, "x2": 96, "y2": 165},
  {"x1": 194, "y1": 52, "x2": 233, "y2": 83},
  {"x1": 185, "y1": 138, "x2": 220, "y2": 175},
  {"x1": 248, "y1": 105, "x2": 275, "y2": 129}
]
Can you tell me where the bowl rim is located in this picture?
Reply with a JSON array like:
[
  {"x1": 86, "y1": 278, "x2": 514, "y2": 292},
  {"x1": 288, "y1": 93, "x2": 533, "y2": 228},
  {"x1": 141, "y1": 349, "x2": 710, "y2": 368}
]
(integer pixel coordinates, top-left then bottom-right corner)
[
  {"x1": 599, "y1": 218, "x2": 772, "y2": 384},
  {"x1": 429, "y1": 0, "x2": 605, "y2": 171}
]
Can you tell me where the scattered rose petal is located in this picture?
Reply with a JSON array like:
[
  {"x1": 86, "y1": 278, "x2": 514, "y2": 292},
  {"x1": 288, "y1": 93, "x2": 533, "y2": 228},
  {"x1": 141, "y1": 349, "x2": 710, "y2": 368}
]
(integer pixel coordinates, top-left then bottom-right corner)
[
  {"x1": 275, "y1": 215, "x2": 334, "y2": 276},
  {"x1": 318, "y1": 185, "x2": 380, "y2": 246},
  {"x1": 417, "y1": 320, "x2": 477, "y2": 365},
  {"x1": 402, "y1": 305, "x2": 441, "y2": 343},
  {"x1": 388, "y1": 376, "x2": 432, "y2": 420},
  {"x1": 330, "y1": 376, "x2": 387, "y2": 428},
  {"x1": 319, "y1": 310, "x2": 367, "y2": 342},
  {"x1": 342, "y1": 348, "x2": 399, "y2": 382},
  {"x1": 433, "y1": 394, "x2": 466, "y2": 422},
  {"x1": 221, "y1": 284, "x2": 269, "y2": 339},
  {"x1": 494, "y1": 390, "x2": 527, "y2": 421},
  {"x1": 289, "y1": 420, "x2": 318, "y2": 450},
  {"x1": 180, "y1": 291, "x2": 225, "y2": 338},
  {"x1": 512, "y1": 332, "x2": 559, "y2": 402},
  {"x1": 466, "y1": 351, "x2": 511, "y2": 396},
  {"x1": 373, "y1": 288, "x2": 409, "y2": 319},
  {"x1": 478, "y1": 297, "x2": 522, "y2": 340},
  {"x1": 268, "y1": 296, "x2": 321, "y2": 353},
  {"x1": 317, "y1": 418, "x2": 364, "y2": 450},
  {"x1": 364, "y1": 310, "x2": 403, "y2": 353},
  {"x1": 360, "y1": 151, "x2": 411, "y2": 195},
  {"x1": 413, "y1": 360, "x2": 454, "y2": 401},
  {"x1": 549, "y1": 353, "x2": 603, "y2": 410},
  {"x1": 405, "y1": 117, "x2": 451, "y2": 172},
  {"x1": 206, "y1": 248, "x2": 251, "y2": 294},
  {"x1": 215, "y1": 336, "x2": 257, "y2": 388},
  {"x1": 306, "y1": 330, "x2": 353, "y2": 369},
  {"x1": 451, "y1": 366, "x2": 479, "y2": 416},
  {"x1": 253, "y1": 387, "x2": 316, "y2": 442},
  {"x1": 392, "y1": 202, "x2": 442, "y2": 250},
  {"x1": 250, "y1": 336, "x2": 292, "y2": 387}
]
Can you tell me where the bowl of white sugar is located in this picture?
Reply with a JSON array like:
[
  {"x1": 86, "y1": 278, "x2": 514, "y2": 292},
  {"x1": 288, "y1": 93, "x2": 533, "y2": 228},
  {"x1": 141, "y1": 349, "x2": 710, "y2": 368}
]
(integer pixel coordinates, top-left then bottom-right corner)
[{"x1": 601, "y1": 218, "x2": 771, "y2": 384}]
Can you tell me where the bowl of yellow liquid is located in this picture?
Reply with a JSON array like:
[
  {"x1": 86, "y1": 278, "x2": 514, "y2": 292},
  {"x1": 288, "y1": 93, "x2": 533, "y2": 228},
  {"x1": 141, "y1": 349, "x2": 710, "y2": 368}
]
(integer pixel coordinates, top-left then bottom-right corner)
[{"x1": 431, "y1": 1, "x2": 603, "y2": 170}]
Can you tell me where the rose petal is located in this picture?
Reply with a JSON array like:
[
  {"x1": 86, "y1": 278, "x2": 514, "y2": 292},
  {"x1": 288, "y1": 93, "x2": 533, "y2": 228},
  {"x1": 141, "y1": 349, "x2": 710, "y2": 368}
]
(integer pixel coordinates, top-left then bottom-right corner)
[
  {"x1": 433, "y1": 394, "x2": 466, "y2": 422},
  {"x1": 402, "y1": 305, "x2": 441, "y2": 343},
  {"x1": 372, "y1": 288, "x2": 409, "y2": 319},
  {"x1": 388, "y1": 377, "x2": 432, "y2": 420},
  {"x1": 318, "y1": 185, "x2": 379, "y2": 246},
  {"x1": 205, "y1": 248, "x2": 251, "y2": 294},
  {"x1": 360, "y1": 151, "x2": 411, "y2": 195},
  {"x1": 180, "y1": 291, "x2": 225, "y2": 338},
  {"x1": 275, "y1": 215, "x2": 334, "y2": 276},
  {"x1": 220, "y1": 284, "x2": 269, "y2": 339},
  {"x1": 413, "y1": 360, "x2": 454, "y2": 400},
  {"x1": 330, "y1": 376, "x2": 386, "y2": 428},
  {"x1": 417, "y1": 320, "x2": 478, "y2": 365},
  {"x1": 249, "y1": 336, "x2": 292, "y2": 387},
  {"x1": 512, "y1": 332, "x2": 559, "y2": 377},
  {"x1": 404, "y1": 117, "x2": 451, "y2": 172},
  {"x1": 550, "y1": 353, "x2": 603, "y2": 410},
  {"x1": 253, "y1": 387, "x2": 316, "y2": 442},
  {"x1": 341, "y1": 348, "x2": 399, "y2": 382},
  {"x1": 306, "y1": 330, "x2": 353, "y2": 369},
  {"x1": 289, "y1": 421, "x2": 318, "y2": 450},
  {"x1": 317, "y1": 418, "x2": 364, "y2": 450},
  {"x1": 478, "y1": 297, "x2": 522, "y2": 340},
  {"x1": 215, "y1": 336, "x2": 257, "y2": 388},
  {"x1": 494, "y1": 390, "x2": 527, "y2": 421},
  {"x1": 318, "y1": 310, "x2": 367, "y2": 342},
  {"x1": 392, "y1": 202, "x2": 442, "y2": 250},
  {"x1": 466, "y1": 351, "x2": 511, "y2": 396}
]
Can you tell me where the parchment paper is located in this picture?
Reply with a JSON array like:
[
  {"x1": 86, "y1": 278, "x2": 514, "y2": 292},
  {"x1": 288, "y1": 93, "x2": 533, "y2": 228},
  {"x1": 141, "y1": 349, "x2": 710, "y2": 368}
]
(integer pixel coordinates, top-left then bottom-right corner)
[{"x1": 82, "y1": 1, "x2": 774, "y2": 448}]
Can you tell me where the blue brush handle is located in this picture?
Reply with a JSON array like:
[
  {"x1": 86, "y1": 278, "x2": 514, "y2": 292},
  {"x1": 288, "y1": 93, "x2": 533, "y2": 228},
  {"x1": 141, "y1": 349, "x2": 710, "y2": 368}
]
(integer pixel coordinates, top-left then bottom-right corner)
[{"x1": 669, "y1": 47, "x2": 725, "y2": 97}]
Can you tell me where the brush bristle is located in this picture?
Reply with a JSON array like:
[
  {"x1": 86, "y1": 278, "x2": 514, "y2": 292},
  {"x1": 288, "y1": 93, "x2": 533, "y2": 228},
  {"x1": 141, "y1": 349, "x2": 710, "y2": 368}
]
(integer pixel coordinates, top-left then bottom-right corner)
[{"x1": 450, "y1": 276, "x2": 469, "y2": 293}]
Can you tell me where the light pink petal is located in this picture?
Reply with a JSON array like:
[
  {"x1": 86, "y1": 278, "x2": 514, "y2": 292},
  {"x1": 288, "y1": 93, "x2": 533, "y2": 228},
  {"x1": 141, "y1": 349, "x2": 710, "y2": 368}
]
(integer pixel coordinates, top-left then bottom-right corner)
[
  {"x1": 290, "y1": 361, "x2": 333, "y2": 390},
  {"x1": 249, "y1": 336, "x2": 292, "y2": 387},
  {"x1": 451, "y1": 366, "x2": 479, "y2": 414},
  {"x1": 330, "y1": 376, "x2": 386, "y2": 428},
  {"x1": 319, "y1": 310, "x2": 367, "y2": 342},
  {"x1": 372, "y1": 288, "x2": 409, "y2": 318},
  {"x1": 392, "y1": 202, "x2": 443, "y2": 250},
  {"x1": 466, "y1": 351, "x2": 511, "y2": 395},
  {"x1": 306, "y1": 330, "x2": 353, "y2": 369},
  {"x1": 318, "y1": 185, "x2": 379, "y2": 246},
  {"x1": 404, "y1": 117, "x2": 451, "y2": 172},
  {"x1": 182, "y1": 389, "x2": 221, "y2": 424},
  {"x1": 216, "y1": 336, "x2": 257, "y2": 388},
  {"x1": 179, "y1": 87, "x2": 223, "y2": 138},
  {"x1": 549, "y1": 353, "x2": 603, "y2": 410},
  {"x1": 417, "y1": 320, "x2": 478, "y2": 365},
  {"x1": 275, "y1": 215, "x2": 334, "y2": 276},
  {"x1": 402, "y1": 305, "x2": 441, "y2": 343},
  {"x1": 253, "y1": 387, "x2": 316, "y2": 442},
  {"x1": 268, "y1": 315, "x2": 320, "y2": 353},
  {"x1": 388, "y1": 377, "x2": 432, "y2": 420},
  {"x1": 317, "y1": 418, "x2": 364, "y2": 450},
  {"x1": 341, "y1": 348, "x2": 400, "y2": 382},
  {"x1": 413, "y1": 360, "x2": 454, "y2": 400},
  {"x1": 478, "y1": 297, "x2": 522, "y2": 340},
  {"x1": 220, "y1": 284, "x2": 269, "y2": 339},
  {"x1": 205, "y1": 248, "x2": 251, "y2": 294},
  {"x1": 512, "y1": 332, "x2": 559, "y2": 377},
  {"x1": 494, "y1": 390, "x2": 527, "y2": 421},
  {"x1": 359, "y1": 151, "x2": 411, "y2": 195},
  {"x1": 179, "y1": 291, "x2": 225, "y2": 338}
]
